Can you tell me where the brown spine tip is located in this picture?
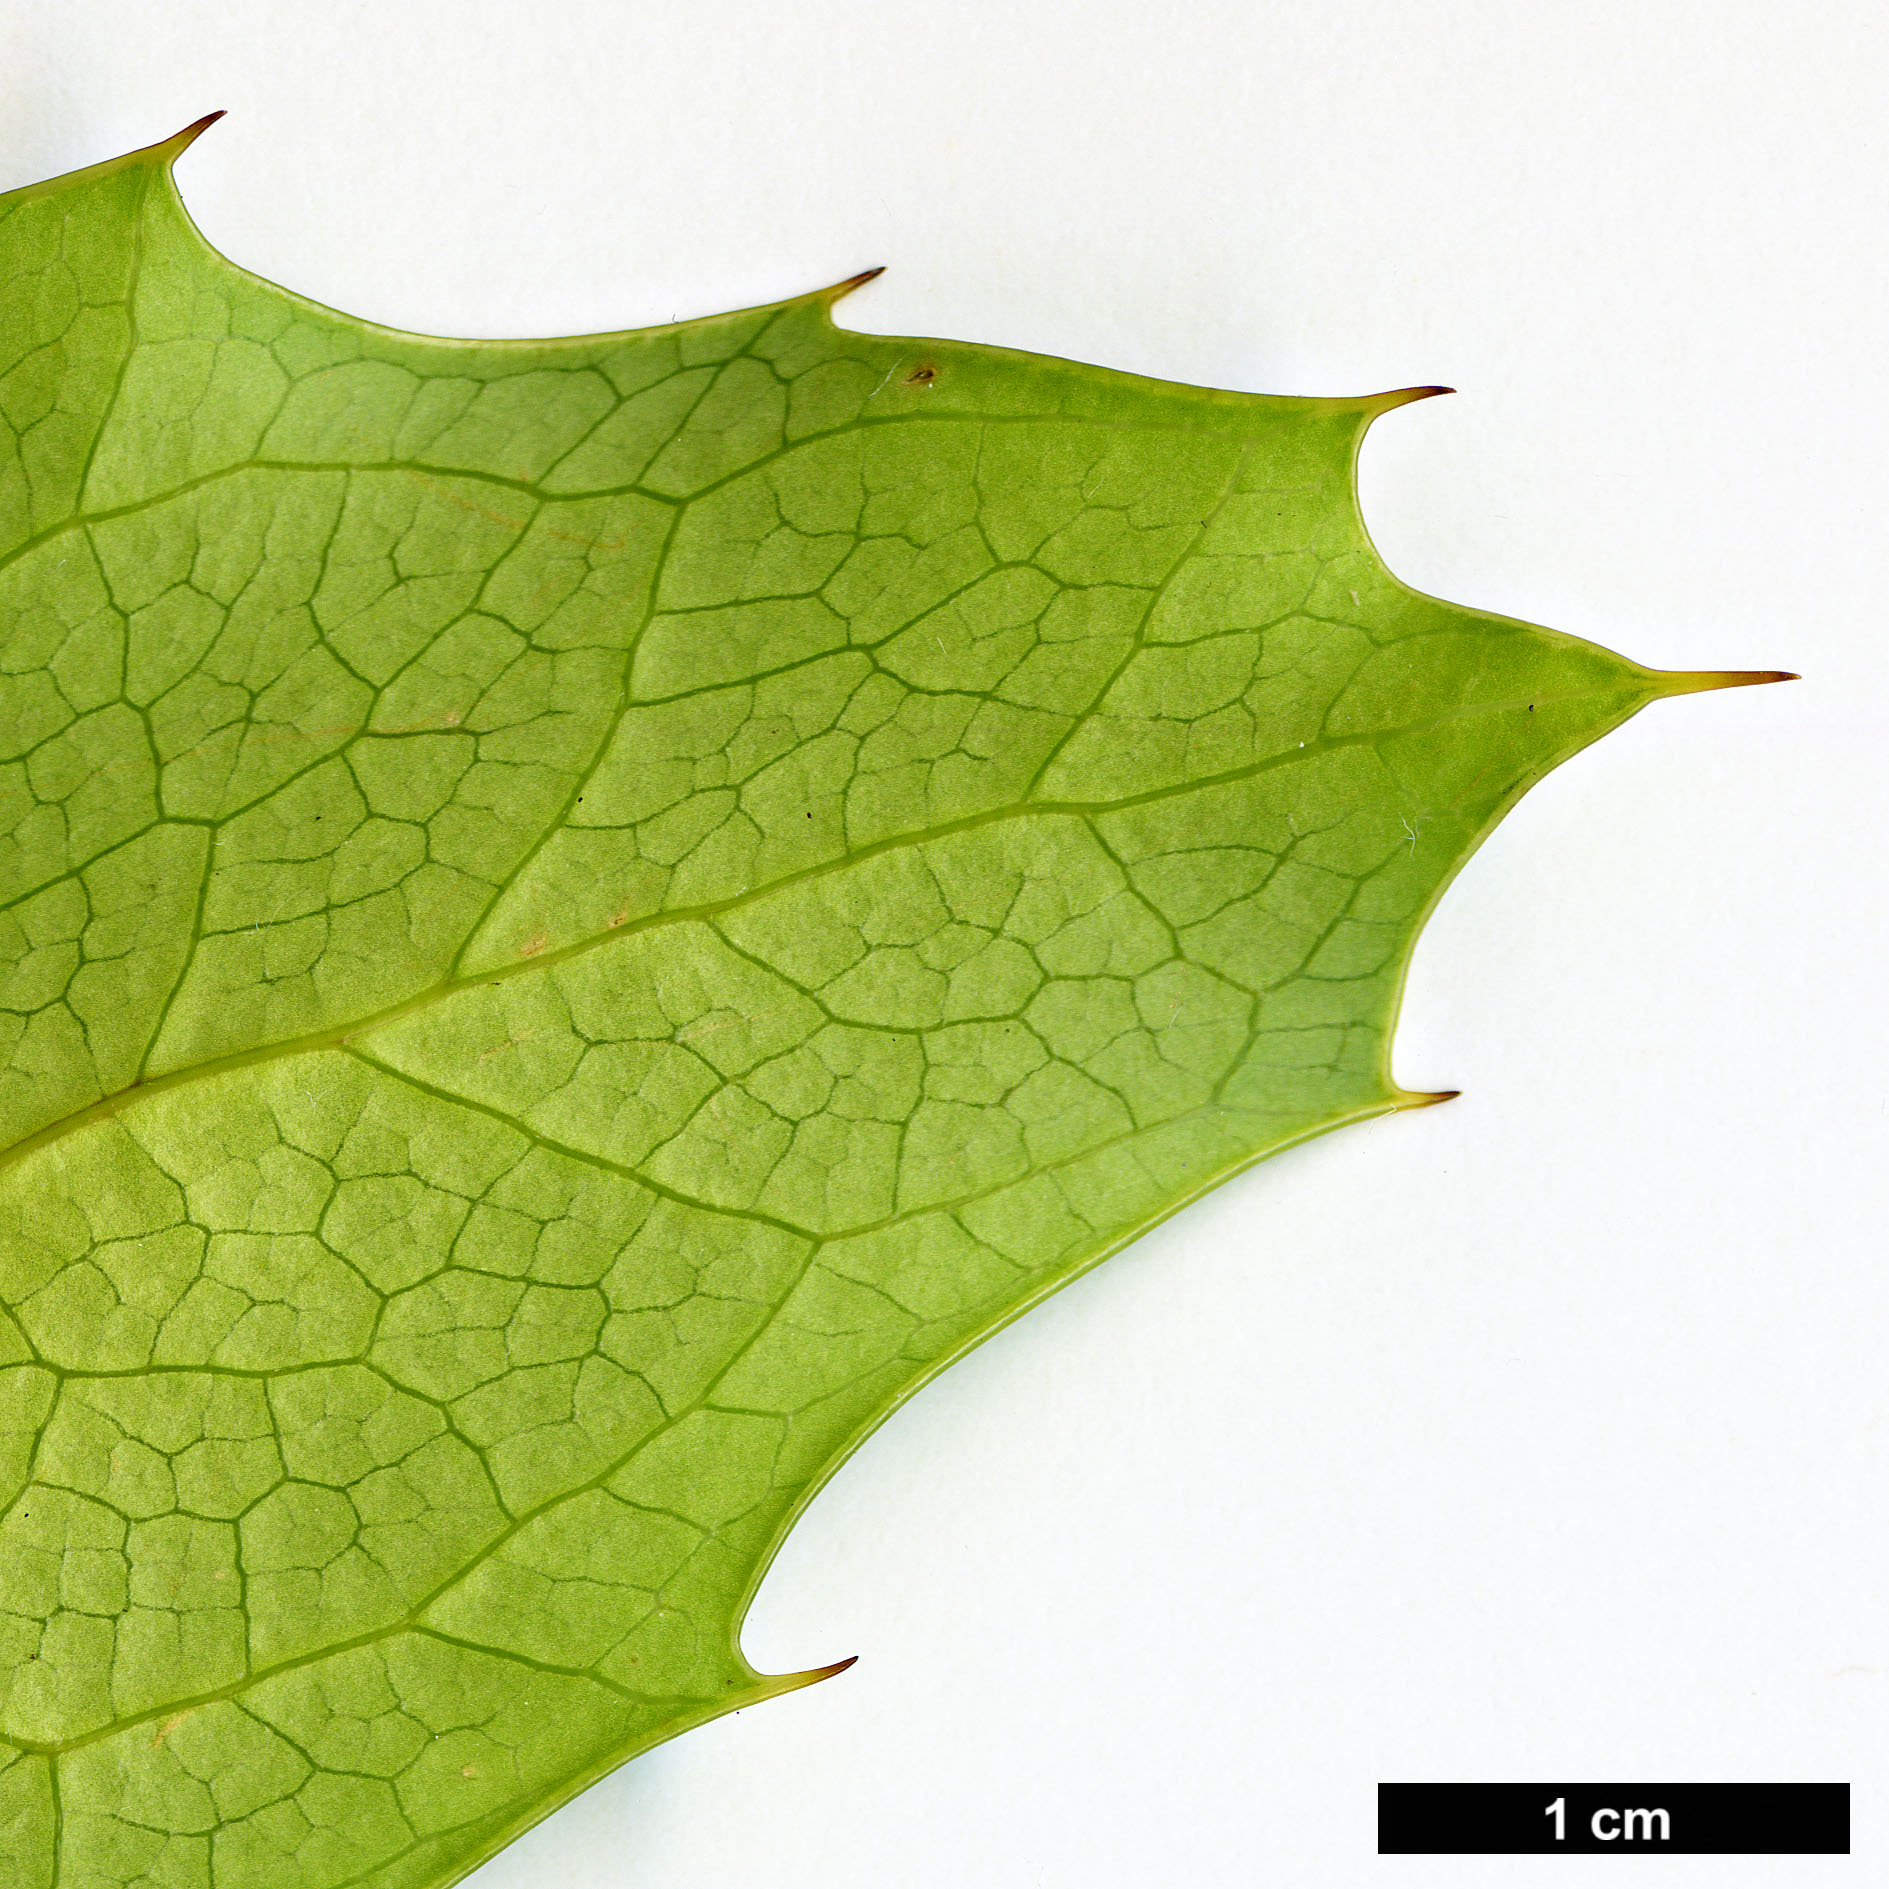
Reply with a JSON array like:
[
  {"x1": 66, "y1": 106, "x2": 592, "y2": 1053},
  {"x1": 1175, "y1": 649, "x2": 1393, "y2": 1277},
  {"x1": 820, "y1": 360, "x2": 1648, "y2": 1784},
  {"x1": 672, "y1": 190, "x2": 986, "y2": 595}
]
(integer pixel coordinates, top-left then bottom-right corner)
[
  {"x1": 1394, "y1": 1088, "x2": 1461, "y2": 1109},
  {"x1": 1370, "y1": 384, "x2": 1455, "y2": 413},
  {"x1": 770, "y1": 1652, "x2": 858, "y2": 1691},
  {"x1": 1651, "y1": 668, "x2": 1799, "y2": 697},
  {"x1": 737, "y1": 1652, "x2": 860, "y2": 1710},
  {"x1": 823, "y1": 267, "x2": 885, "y2": 304},
  {"x1": 162, "y1": 111, "x2": 227, "y2": 160}
]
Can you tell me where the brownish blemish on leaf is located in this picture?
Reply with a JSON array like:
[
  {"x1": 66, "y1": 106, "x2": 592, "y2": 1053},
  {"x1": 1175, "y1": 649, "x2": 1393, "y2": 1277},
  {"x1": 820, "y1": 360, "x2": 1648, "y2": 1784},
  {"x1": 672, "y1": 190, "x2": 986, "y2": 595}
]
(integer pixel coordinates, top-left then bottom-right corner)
[
  {"x1": 478, "y1": 1027, "x2": 546, "y2": 1064},
  {"x1": 398, "y1": 467, "x2": 627, "y2": 552},
  {"x1": 905, "y1": 364, "x2": 938, "y2": 387}
]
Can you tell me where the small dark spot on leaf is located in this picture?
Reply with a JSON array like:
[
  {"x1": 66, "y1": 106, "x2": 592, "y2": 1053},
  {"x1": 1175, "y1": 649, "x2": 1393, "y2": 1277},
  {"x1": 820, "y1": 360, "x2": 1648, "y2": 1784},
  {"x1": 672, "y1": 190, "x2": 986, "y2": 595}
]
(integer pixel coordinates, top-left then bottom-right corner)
[{"x1": 906, "y1": 364, "x2": 937, "y2": 387}]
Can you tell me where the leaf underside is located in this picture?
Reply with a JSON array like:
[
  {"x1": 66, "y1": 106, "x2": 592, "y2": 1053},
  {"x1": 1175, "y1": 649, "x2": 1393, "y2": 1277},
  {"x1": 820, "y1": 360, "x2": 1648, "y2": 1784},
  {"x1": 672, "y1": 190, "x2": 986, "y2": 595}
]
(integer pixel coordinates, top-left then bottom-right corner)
[{"x1": 0, "y1": 118, "x2": 1746, "y2": 1889}]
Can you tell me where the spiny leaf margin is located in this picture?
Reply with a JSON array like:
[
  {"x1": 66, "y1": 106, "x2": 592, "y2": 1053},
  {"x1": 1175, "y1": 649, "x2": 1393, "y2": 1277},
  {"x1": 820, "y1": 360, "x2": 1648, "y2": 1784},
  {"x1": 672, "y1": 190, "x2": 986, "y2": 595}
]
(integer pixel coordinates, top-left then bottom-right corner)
[{"x1": 0, "y1": 119, "x2": 1777, "y2": 1889}]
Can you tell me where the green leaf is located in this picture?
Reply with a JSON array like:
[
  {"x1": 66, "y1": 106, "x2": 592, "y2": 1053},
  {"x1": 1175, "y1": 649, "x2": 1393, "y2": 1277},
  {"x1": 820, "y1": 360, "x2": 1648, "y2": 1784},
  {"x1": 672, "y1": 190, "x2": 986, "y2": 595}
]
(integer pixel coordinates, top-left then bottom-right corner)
[{"x1": 0, "y1": 118, "x2": 1779, "y2": 1889}]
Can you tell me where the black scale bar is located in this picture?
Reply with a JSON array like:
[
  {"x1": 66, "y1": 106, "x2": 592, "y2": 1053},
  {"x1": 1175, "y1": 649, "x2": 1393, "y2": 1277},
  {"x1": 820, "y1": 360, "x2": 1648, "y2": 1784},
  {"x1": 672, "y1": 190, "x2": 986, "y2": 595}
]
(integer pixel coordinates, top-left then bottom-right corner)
[{"x1": 1378, "y1": 1782, "x2": 1849, "y2": 1854}]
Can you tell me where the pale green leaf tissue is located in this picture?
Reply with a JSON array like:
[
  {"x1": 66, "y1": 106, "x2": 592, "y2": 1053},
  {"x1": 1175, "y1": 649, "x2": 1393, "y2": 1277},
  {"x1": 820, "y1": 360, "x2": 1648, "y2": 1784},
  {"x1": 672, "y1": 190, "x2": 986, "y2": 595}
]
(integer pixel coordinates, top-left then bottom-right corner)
[{"x1": 0, "y1": 116, "x2": 1780, "y2": 1888}]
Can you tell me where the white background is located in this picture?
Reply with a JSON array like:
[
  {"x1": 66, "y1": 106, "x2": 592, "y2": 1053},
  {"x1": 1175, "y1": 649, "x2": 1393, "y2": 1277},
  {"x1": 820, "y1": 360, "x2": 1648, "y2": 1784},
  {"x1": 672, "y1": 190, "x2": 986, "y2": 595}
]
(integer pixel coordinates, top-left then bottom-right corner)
[{"x1": 3, "y1": 4, "x2": 1884, "y2": 1884}]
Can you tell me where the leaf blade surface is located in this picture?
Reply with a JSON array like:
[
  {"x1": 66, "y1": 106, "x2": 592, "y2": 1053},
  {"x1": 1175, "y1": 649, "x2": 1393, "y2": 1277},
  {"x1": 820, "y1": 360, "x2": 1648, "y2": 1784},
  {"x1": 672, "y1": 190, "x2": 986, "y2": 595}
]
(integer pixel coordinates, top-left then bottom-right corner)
[{"x1": 0, "y1": 121, "x2": 1733, "y2": 1889}]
